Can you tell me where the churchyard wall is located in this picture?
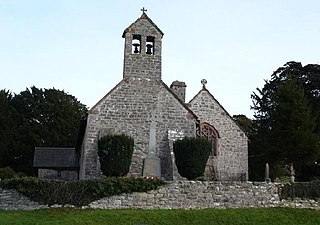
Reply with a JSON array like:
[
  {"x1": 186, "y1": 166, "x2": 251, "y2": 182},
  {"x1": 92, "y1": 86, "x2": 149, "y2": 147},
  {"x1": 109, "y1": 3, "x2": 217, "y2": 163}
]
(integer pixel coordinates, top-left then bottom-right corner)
[{"x1": 1, "y1": 181, "x2": 320, "y2": 211}]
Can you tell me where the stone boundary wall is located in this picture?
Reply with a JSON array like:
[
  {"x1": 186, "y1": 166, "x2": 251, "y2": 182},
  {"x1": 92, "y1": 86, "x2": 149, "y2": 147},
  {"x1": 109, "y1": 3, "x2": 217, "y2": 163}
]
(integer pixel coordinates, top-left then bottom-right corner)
[
  {"x1": 0, "y1": 188, "x2": 47, "y2": 211},
  {"x1": 1, "y1": 181, "x2": 320, "y2": 211}
]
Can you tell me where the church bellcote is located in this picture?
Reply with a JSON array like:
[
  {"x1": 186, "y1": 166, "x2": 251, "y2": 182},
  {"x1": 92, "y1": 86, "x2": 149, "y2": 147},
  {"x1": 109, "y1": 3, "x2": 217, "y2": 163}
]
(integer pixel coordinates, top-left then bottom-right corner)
[{"x1": 122, "y1": 8, "x2": 164, "y2": 81}]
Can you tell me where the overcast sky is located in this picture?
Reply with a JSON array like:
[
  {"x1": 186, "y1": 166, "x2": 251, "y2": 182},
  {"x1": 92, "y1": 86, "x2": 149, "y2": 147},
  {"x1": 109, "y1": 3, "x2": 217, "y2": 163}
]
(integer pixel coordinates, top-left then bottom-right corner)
[{"x1": 1, "y1": 0, "x2": 320, "y2": 118}]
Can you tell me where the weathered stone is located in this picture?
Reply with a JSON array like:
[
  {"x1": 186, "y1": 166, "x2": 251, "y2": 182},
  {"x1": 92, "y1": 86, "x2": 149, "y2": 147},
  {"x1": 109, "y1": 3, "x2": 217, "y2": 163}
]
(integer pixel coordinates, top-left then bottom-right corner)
[
  {"x1": 78, "y1": 11, "x2": 248, "y2": 181},
  {"x1": 189, "y1": 88, "x2": 248, "y2": 180},
  {"x1": 3, "y1": 181, "x2": 320, "y2": 211}
]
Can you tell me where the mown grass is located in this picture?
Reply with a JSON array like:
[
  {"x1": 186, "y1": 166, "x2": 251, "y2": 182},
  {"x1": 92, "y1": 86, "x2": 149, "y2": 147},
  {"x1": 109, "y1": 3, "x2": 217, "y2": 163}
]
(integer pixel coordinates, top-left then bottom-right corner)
[{"x1": 0, "y1": 208, "x2": 319, "y2": 225}]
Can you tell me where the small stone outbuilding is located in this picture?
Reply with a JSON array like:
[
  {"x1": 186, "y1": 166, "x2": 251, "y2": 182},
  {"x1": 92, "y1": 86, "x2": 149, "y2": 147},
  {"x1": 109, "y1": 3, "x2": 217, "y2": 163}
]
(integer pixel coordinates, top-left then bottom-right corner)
[
  {"x1": 33, "y1": 147, "x2": 79, "y2": 181},
  {"x1": 78, "y1": 11, "x2": 248, "y2": 181}
]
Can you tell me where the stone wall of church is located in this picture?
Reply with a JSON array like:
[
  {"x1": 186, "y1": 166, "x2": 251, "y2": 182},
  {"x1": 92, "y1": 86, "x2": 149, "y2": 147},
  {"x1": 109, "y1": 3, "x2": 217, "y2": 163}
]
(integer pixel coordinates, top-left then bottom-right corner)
[
  {"x1": 79, "y1": 79, "x2": 196, "y2": 180},
  {"x1": 189, "y1": 89, "x2": 248, "y2": 181}
]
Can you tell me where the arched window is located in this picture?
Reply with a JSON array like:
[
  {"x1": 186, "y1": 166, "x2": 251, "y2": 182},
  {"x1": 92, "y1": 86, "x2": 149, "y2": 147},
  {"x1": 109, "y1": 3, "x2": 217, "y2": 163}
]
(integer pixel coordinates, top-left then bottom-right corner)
[{"x1": 197, "y1": 123, "x2": 219, "y2": 156}]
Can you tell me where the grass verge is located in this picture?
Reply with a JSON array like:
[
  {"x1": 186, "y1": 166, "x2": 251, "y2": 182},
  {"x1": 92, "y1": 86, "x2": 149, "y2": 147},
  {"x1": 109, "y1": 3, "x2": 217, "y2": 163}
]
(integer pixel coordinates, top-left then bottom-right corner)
[{"x1": 0, "y1": 208, "x2": 319, "y2": 225}]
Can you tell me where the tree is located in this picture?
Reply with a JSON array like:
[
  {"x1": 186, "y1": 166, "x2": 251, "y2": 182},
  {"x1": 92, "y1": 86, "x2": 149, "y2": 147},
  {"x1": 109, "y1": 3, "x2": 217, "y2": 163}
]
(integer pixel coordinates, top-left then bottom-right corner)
[
  {"x1": 0, "y1": 90, "x2": 19, "y2": 169},
  {"x1": 0, "y1": 86, "x2": 87, "y2": 175},
  {"x1": 251, "y1": 62, "x2": 320, "y2": 180},
  {"x1": 233, "y1": 114, "x2": 253, "y2": 137},
  {"x1": 271, "y1": 80, "x2": 318, "y2": 178}
]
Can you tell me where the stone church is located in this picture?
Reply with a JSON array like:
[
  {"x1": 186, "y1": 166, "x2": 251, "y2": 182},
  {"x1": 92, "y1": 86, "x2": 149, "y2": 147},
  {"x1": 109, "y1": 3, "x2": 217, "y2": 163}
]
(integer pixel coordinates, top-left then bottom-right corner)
[{"x1": 77, "y1": 11, "x2": 248, "y2": 181}]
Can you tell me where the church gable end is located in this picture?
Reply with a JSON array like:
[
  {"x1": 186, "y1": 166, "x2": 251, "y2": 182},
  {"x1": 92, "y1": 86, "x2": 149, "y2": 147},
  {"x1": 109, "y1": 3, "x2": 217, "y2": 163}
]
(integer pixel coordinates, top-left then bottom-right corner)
[
  {"x1": 189, "y1": 83, "x2": 248, "y2": 181},
  {"x1": 80, "y1": 79, "x2": 197, "y2": 180}
]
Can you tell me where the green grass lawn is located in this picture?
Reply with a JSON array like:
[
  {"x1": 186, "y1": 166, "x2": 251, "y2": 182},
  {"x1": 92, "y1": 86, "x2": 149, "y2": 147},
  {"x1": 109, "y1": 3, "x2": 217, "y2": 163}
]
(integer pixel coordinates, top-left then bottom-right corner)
[{"x1": 0, "y1": 208, "x2": 319, "y2": 225}]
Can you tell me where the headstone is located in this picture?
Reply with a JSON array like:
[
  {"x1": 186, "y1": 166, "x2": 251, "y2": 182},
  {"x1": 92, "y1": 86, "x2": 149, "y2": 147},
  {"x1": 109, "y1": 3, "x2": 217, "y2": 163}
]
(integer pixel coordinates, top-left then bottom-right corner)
[
  {"x1": 265, "y1": 163, "x2": 271, "y2": 183},
  {"x1": 142, "y1": 110, "x2": 161, "y2": 178},
  {"x1": 289, "y1": 164, "x2": 295, "y2": 183},
  {"x1": 142, "y1": 156, "x2": 161, "y2": 178}
]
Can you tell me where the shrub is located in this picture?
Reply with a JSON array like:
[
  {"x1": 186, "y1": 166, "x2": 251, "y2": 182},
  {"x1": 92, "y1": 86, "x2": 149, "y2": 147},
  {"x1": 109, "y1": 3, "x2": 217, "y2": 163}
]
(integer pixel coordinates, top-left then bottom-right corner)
[
  {"x1": 98, "y1": 134, "x2": 134, "y2": 177},
  {"x1": 173, "y1": 137, "x2": 211, "y2": 180},
  {"x1": 279, "y1": 180, "x2": 320, "y2": 200},
  {"x1": 0, "y1": 176, "x2": 164, "y2": 206},
  {"x1": 0, "y1": 167, "x2": 26, "y2": 180},
  {"x1": 0, "y1": 167, "x2": 15, "y2": 180}
]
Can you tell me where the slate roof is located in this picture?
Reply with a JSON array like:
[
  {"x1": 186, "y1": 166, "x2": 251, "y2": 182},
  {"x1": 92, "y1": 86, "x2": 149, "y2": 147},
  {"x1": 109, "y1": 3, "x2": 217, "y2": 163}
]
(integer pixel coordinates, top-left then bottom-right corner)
[
  {"x1": 33, "y1": 147, "x2": 79, "y2": 168},
  {"x1": 122, "y1": 12, "x2": 164, "y2": 38},
  {"x1": 161, "y1": 80, "x2": 198, "y2": 121}
]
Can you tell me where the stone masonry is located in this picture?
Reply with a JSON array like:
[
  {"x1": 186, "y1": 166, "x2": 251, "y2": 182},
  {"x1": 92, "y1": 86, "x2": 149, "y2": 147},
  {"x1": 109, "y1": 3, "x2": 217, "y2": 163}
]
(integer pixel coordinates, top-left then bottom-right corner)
[
  {"x1": 79, "y1": 11, "x2": 248, "y2": 181},
  {"x1": 79, "y1": 79, "x2": 197, "y2": 180},
  {"x1": 1, "y1": 182, "x2": 320, "y2": 210}
]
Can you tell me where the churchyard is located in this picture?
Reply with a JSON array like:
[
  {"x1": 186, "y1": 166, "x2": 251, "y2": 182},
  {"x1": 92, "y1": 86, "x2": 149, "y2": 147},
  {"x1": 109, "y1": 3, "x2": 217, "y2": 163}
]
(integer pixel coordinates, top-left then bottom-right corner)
[{"x1": 1, "y1": 7, "x2": 320, "y2": 225}]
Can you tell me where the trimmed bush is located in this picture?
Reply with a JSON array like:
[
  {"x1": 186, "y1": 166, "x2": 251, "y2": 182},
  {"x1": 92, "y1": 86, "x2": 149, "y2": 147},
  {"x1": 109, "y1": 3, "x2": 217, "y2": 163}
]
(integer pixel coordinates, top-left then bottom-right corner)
[
  {"x1": 279, "y1": 180, "x2": 320, "y2": 200},
  {"x1": 173, "y1": 137, "x2": 211, "y2": 180},
  {"x1": 98, "y1": 134, "x2": 134, "y2": 177},
  {"x1": 0, "y1": 177, "x2": 164, "y2": 206}
]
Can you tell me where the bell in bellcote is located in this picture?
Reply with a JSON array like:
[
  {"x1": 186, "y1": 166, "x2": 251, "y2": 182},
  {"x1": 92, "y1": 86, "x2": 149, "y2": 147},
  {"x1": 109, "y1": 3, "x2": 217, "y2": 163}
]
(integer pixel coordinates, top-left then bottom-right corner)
[
  {"x1": 146, "y1": 44, "x2": 153, "y2": 55},
  {"x1": 132, "y1": 43, "x2": 140, "y2": 54}
]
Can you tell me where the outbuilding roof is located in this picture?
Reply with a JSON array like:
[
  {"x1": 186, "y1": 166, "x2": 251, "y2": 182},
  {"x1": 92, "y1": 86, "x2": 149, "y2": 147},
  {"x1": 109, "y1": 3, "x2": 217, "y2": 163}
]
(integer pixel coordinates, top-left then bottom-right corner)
[{"x1": 33, "y1": 147, "x2": 79, "y2": 168}]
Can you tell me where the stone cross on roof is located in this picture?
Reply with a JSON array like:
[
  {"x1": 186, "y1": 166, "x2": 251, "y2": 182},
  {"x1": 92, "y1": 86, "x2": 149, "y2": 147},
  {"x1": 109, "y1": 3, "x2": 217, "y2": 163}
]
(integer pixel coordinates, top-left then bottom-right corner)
[{"x1": 141, "y1": 7, "x2": 147, "y2": 13}]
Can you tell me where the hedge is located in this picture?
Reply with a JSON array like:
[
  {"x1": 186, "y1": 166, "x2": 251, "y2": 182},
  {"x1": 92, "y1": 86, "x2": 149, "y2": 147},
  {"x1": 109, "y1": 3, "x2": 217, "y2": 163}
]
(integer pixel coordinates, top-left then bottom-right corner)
[
  {"x1": 98, "y1": 134, "x2": 134, "y2": 177},
  {"x1": 279, "y1": 180, "x2": 320, "y2": 200},
  {"x1": 173, "y1": 137, "x2": 211, "y2": 180},
  {"x1": 0, "y1": 177, "x2": 164, "y2": 206},
  {"x1": 0, "y1": 166, "x2": 26, "y2": 180}
]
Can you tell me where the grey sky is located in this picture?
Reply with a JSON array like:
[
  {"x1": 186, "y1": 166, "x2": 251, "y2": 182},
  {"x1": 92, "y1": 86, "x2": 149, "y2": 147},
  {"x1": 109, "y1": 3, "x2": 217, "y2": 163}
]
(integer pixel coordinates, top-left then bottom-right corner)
[{"x1": 1, "y1": 0, "x2": 319, "y2": 118}]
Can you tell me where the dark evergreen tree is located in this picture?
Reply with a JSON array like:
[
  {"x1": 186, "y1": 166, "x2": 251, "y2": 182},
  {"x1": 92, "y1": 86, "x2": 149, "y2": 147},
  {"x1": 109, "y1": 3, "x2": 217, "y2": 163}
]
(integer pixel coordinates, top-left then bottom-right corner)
[
  {"x1": 251, "y1": 62, "x2": 320, "y2": 180},
  {"x1": 233, "y1": 114, "x2": 253, "y2": 137},
  {"x1": 270, "y1": 80, "x2": 318, "y2": 178},
  {"x1": 0, "y1": 90, "x2": 19, "y2": 170},
  {"x1": 0, "y1": 87, "x2": 87, "y2": 175}
]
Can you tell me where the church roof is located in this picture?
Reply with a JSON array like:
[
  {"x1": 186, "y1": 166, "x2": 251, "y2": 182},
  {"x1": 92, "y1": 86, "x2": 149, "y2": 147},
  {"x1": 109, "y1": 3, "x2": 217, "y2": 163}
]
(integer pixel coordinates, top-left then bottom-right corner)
[
  {"x1": 33, "y1": 147, "x2": 79, "y2": 168},
  {"x1": 162, "y1": 81, "x2": 198, "y2": 120},
  {"x1": 122, "y1": 12, "x2": 164, "y2": 38}
]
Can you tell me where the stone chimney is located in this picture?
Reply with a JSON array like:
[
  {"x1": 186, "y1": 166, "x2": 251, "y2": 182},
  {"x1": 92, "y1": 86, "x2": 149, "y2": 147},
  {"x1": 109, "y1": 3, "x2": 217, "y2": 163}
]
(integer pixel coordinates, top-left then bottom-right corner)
[{"x1": 170, "y1": 80, "x2": 187, "y2": 103}]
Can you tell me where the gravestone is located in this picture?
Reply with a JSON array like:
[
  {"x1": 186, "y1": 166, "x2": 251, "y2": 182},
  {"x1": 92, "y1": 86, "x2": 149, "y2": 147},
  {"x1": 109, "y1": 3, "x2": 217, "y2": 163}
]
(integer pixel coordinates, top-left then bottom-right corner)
[
  {"x1": 289, "y1": 164, "x2": 295, "y2": 183},
  {"x1": 265, "y1": 163, "x2": 271, "y2": 183},
  {"x1": 142, "y1": 110, "x2": 161, "y2": 178}
]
